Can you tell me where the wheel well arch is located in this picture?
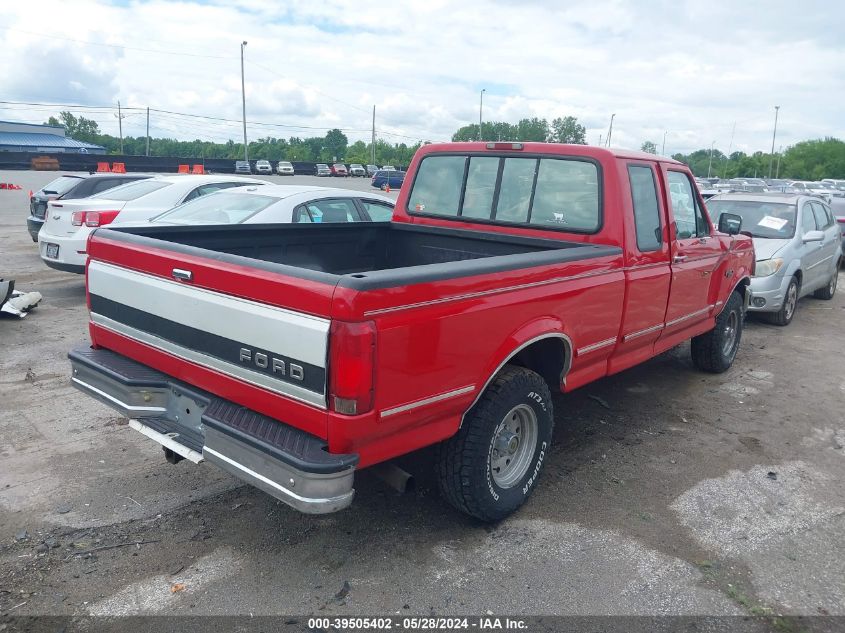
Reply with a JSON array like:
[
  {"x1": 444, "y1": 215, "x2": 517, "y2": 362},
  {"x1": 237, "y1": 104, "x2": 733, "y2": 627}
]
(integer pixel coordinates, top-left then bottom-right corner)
[{"x1": 461, "y1": 333, "x2": 571, "y2": 426}]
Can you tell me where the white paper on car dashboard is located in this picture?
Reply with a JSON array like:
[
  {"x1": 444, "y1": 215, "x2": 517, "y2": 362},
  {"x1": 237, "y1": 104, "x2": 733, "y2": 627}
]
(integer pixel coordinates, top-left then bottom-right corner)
[{"x1": 757, "y1": 216, "x2": 788, "y2": 230}]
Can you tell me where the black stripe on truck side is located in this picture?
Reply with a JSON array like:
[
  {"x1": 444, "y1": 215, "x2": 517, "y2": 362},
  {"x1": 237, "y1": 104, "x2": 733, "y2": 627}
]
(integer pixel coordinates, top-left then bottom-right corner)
[{"x1": 89, "y1": 294, "x2": 326, "y2": 395}]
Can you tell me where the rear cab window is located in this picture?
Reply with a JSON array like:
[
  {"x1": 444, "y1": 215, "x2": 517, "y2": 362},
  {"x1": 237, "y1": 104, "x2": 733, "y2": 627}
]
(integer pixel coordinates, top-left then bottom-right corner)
[{"x1": 407, "y1": 154, "x2": 601, "y2": 233}]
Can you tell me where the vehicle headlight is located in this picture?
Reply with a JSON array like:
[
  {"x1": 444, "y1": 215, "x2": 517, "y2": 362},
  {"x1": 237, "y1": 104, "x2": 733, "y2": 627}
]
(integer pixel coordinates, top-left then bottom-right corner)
[{"x1": 754, "y1": 258, "x2": 784, "y2": 277}]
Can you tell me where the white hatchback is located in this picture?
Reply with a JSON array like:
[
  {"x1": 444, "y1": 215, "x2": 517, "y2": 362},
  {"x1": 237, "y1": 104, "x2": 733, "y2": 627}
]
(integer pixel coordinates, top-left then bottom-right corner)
[{"x1": 38, "y1": 174, "x2": 269, "y2": 273}]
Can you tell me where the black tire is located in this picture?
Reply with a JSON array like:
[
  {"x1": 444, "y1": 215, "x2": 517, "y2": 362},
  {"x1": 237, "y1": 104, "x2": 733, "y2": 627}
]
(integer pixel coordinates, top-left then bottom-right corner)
[
  {"x1": 436, "y1": 366, "x2": 553, "y2": 522},
  {"x1": 768, "y1": 276, "x2": 799, "y2": 326},
  {"x1": 813, "y1": 267, "x2": 838, "y2": 300},
  {"x1": 691, "y1": 291, "x2": 744, "y2": 373}
]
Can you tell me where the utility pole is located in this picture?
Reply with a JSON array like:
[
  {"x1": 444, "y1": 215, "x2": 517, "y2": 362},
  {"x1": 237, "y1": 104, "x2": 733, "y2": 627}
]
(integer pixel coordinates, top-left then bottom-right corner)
[
  {"x1": 768, "y1": 105, "x2": 780, "y2": 178},
  {"x1": 116, "y1": 100, "x2": 124, "y2": 154},
  {"x1": 371, "y1": 105, "x2": 376, "y2": 165},
  {"x1": 479, "y1": 89, "x2": 486, "y2": 142},
  {"x1": 240, "y1": 41, "x2": 249, "y2": 162},
  {"x1": 145, "y1": 107, "x2": 150, "y2": 157},
  {"x1": 722, "y1": 122, "x2": 736, "y2": 178},
  {"x1": 661, "y1": 130, "x2": 667, "y2": 155},
  {"x1": 606, "y1": 113, "x2": 615, "y2": 147},
  {"x1": 598, "y1": 133, "x2": 602, "y2": 147},
  {"x1": 707, "y1": 140, "x2": 715, "y2": 178}
]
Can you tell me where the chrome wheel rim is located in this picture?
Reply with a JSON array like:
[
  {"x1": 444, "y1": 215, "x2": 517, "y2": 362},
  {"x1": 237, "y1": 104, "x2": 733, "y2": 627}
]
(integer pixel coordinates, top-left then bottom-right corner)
[
  {"x1": 490, "y1": 405, "x2": 538, "y2": 489},
  {"x1": 722, "y1": 310, "x2": 739, "y2": 356},
  {"x1": 784, "y1": 283, "x2": 797, "y2": 320},
  {"x1": 830, "y1": 272, "x2": 838, "y2": 295}
]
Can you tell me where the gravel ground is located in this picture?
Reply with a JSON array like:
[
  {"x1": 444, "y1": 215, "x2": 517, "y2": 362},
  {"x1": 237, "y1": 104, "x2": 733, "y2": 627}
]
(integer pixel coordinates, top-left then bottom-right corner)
[{"x1": 1, "y1": 170, "x2": 843, "y2": 627}]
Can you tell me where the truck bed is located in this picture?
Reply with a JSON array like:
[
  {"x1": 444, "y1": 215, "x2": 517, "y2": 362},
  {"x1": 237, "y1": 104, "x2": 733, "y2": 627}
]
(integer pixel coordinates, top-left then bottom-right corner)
[{"x1": 104, "y1": 222, "x2": 619, "y2": 290}]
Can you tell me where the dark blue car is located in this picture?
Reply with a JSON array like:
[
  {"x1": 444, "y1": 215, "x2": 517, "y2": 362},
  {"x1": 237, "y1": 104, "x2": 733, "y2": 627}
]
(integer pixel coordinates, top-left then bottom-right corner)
[{"x1": 371, "y1": 170, "x2": 405, "y2": 190}]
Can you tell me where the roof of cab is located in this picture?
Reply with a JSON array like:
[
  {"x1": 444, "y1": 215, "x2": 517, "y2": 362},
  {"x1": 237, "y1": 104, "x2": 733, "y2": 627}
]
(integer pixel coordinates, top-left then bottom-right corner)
[{"x1": 418, "y1": 142, "x2": 683, "y2": 165}]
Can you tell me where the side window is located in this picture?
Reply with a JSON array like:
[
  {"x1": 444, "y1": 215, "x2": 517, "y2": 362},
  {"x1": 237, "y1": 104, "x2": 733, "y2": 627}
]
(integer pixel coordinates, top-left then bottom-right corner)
[
  {"x1": 292, "y1": 205, "x2": 312, "y2": 223},
  {"x1": 811, "y1": 202, "x2": 831, "y2": 229},
  {"x1": 305, "y1": 198, "x2": 359, "y2": 223},
  {"x1": 627, "y1": 165, "x2": 662, "y2": 251},
  {"x1": 667, "y1": 171, "x2": 708, "y2": 238},
  {"x1": 800, "y1": 204, "x2": 816, "y2": 235},
  {"x1": 361, "y1": 200, "x2": 394, "y2": 221}
]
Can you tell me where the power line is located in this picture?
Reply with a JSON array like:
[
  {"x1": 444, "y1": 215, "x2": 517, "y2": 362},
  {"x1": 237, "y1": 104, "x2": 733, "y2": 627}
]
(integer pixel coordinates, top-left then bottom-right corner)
[{"x1": 0, "y1": 99, "x2": 422, "y2": 142}]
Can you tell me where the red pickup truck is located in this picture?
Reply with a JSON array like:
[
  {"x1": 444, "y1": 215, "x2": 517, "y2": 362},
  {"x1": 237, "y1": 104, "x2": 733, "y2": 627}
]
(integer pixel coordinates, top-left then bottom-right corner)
[{"x1": 69, "y1": 143, "x2": 754, "y2": 521}]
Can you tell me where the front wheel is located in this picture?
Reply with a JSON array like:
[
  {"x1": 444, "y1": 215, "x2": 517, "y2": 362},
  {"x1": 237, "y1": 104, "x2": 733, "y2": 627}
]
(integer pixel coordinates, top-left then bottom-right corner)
[
  {"x1": 691, "y1": 291, "x2": 744, "y2": 373},
  {"x1": 436, "y1": 366, "x2": 553, "y2": 522},
  {"x1": 768, "y1": 276, "x2": 799, "y2": 326}
]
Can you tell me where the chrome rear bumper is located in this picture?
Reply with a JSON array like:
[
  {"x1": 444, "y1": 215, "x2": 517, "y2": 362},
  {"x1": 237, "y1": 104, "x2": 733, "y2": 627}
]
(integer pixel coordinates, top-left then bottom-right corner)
[{"x1": 69, "y1": 346, "x2": 357, "y2": 514}]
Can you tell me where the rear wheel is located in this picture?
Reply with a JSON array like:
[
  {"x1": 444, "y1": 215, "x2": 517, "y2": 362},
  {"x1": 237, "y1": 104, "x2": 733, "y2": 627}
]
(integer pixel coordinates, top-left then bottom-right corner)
[
  {"x1": 436, "y1": 366, "x2": 553, "y2": 522},
  {"x1": 691, "y1": 291, "x2": 744, "y2": 373},
  {"x1": 768, "y1": 276, "x2": 799, "y2": 326},
  {"x1": 813, "y1": 267, "x2": 838, "y2": 300}
]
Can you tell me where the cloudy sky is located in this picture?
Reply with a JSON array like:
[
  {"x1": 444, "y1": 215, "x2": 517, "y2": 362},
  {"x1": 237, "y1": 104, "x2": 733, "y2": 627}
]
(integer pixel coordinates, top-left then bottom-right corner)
[{"x1": 1, "y1": 0, "x2": 843, "y2": 154}]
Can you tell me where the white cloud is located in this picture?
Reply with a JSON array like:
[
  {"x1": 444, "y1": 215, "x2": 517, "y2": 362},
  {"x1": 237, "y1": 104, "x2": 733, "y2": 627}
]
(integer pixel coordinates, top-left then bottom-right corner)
[{"x1": 0, "y1": 0, "x2": 842, "y2": 154}]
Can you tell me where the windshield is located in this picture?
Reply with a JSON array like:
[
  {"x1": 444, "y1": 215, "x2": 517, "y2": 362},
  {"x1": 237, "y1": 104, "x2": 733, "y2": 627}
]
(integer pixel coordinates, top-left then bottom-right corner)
[
  {"x1": 708, "y1": 199, "x2": 796, "y2": 239},
  {"x1": 41, "y1": 175, "x2": 82, "y2": 195},
  {"x1": 99, "y1": 179, "x2": 170, "y2": 201},
  {"x1": 279, "y1": 162, "x2": 292, "y2": 167},
  {"x1": 152, "y1": 192, "x2": 279, "y2": 225}
]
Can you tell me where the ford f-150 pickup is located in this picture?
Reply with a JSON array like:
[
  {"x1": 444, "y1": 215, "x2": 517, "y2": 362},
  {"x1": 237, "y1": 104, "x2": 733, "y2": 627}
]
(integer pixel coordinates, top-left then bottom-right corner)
[{"x1": 69, "y1": 142, "x2": 754, "y2": 521}]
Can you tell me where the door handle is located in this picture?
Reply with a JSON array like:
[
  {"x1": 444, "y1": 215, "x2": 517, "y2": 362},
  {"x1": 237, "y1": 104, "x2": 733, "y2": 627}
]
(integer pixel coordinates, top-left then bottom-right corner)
[
  {"x1": 673, "y1": 255, "x2": 687, "y2": 264},
  {"x1": 172, "y1": 268, "x2": 193, "y2": 282}
]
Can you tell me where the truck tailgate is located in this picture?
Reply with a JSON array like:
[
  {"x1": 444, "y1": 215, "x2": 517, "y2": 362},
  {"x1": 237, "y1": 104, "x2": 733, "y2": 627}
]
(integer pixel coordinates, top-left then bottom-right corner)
[{"x1": 86, "y1": 233, "x2": 335, "y2": 437}]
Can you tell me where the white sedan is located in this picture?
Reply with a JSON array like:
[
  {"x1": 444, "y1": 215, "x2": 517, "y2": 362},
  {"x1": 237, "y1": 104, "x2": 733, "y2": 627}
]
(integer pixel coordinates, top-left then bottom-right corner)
[
  {"x1": 147, "y1": 185, "x2": 395, "y2": 226},
  {"x1": 38, "y1": 174, "x2": 269, "y2": 273}
]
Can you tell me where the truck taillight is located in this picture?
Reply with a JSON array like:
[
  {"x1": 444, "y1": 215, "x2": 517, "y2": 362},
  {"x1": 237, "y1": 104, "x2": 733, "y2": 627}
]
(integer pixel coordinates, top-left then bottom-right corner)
[{"x1": 329, "y1": 320, "x2": 376, "y2": 415}]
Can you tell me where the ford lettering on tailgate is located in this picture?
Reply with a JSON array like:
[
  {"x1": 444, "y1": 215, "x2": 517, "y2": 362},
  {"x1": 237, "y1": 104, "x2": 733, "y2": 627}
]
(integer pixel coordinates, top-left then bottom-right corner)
[{"x1": 86, "y1": 260, "x2": 329, "y2": 407}]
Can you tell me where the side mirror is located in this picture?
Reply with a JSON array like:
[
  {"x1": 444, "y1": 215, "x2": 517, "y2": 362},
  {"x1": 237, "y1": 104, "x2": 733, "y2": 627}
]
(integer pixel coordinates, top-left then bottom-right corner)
[
  {"x1": 802, "y1": 230, "x2": 824, "y2": 243},
  {"x1": 718, "y1": 212, "x2": 742, "y2": 235}
]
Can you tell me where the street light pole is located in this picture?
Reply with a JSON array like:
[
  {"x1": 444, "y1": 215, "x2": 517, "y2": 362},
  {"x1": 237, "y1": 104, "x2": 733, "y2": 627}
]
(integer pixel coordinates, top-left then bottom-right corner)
[
  {"x1": 661, "y1": 130, "x2": 667, "y2": 155},
  {"x1": 479, "y1": 89, "x2": 486, "y2": 142},
  {"x1": 606, "y1": 113, "x2": 615, "y2": 147},
  {"x1": 768, "y1": 105, "x2": 780, "y2": 178},
  {"x1": 707, "y1": 140, "x2": 715, "y2": 178},
  {"x1": 240, "y1": 40, "x2": 249, "y2": 162}
]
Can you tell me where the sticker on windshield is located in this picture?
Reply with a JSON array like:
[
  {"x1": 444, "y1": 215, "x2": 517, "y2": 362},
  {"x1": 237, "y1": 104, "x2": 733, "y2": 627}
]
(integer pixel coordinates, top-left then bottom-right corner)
[{"x1": 757, "y1": 215, "x2": 788, "y2": 230}]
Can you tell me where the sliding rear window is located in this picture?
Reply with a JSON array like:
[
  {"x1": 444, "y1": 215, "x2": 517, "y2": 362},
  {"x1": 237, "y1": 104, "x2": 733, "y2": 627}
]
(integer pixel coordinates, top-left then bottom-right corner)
[{"x1": 408, "y1": 154, "x2": 601, "y2": 233}]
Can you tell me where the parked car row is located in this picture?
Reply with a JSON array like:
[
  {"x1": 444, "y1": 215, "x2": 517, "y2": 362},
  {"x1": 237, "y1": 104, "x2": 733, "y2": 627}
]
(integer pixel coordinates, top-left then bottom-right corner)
[
  {"x1": 27, "y1": 172, "x2": 396, "y2": 274},
  {"x1": 236, "y1": 160, "x2": 296, "y2": 175},
  {"x1": 232, "y1": 160, "x2": 401, "y2": 177}
]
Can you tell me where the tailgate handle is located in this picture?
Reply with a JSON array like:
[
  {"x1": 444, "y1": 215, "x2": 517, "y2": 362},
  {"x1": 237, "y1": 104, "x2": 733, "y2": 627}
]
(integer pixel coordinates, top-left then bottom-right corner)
[{"x1": 172, "y1": 268, "x2": 193, "y2": 282}]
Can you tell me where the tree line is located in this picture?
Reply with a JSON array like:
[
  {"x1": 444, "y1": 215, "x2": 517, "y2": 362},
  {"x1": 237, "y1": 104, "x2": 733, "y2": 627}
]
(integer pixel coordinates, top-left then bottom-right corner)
[
  {"x1": 46, "y1": 112, "x2": 419, "y2": 165},
  {"x1": 47, "y1": 111, "x2": 844, "y2": 179},
  {"x1": 452, "y1": 116, "x2": 587, "y2": 144},
  {"x1": 665, "y1": 138, "x2": 845, "y2": 180}
]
